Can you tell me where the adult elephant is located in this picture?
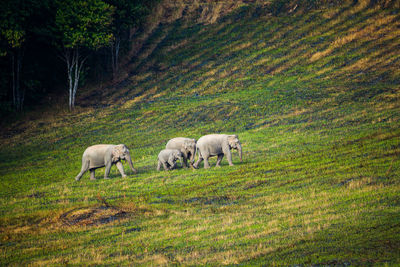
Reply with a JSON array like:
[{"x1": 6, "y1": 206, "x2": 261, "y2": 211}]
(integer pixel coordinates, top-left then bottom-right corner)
[
  {"x1": 75, "y1": 144, "x2": 137, "y2": 181},
  {"x1": 165, "y1": 137, "x2": 197, "y2": 168},
  {"x1": 193, "y1": 134, "x2": 242, "y2": 169}
]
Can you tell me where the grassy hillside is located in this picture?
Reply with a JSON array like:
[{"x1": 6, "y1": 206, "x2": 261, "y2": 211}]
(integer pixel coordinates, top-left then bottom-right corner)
[{"x1": 1, "y1": 1, "x2": 400, "y2": 265}]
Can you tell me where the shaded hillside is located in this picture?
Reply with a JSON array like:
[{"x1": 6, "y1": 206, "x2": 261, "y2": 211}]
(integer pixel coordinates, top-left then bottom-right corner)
[
  {"x1": 80, "y1": 0, "x2": 400, "y2": 131},
  {"x1": 0, "y1": 1, "x2": 399, "y2": 265}
]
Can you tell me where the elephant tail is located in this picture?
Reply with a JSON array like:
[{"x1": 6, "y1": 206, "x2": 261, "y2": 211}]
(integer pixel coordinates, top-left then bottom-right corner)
[{"x1": 75, "y1": 159, "x2": 90, "y2": 181}]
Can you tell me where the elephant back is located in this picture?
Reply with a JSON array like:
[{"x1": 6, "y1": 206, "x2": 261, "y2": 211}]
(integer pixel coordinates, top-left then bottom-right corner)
[
  {"x1": 166, "y1": 137, "x2": 195, "y2": 150},
  {"x1": 84, "y1": 144, "x2": 115, "y2": 169},
  {"x1": 197, "y1": 134, "x2": 227, "y2": 145}
]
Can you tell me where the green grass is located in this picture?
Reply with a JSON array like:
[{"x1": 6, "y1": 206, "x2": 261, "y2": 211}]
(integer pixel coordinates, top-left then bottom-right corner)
[{"x1": 1, "y1": 2, "x2": 400, "y2": 265}]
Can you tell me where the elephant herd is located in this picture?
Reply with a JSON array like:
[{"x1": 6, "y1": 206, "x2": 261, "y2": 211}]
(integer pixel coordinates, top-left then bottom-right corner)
[{"x1": 75, "y1": 134, "x2": 242, "y2": 181}]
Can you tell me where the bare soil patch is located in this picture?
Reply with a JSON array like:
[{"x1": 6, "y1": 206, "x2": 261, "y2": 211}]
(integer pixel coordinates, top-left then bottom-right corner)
[
  {"x1": 59, "y1": 195, "x2": 155, "y2": 226},
  {"x1": 59, "y1": 205, "x2": 128, "y2": 226}
]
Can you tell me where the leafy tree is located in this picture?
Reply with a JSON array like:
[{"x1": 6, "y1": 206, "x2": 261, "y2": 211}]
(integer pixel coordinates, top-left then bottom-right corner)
[
  {"x1": 0, "y1": 0, "x2": 28, "y2": 111},
  {"x1": 0, "y1": 0, "x2": 56, "y2": 112},
  {"x1": 106, "y1": 0, "x2": 158, "y2": 80},
  {"x1": 55, "y1": 0, "x2": 114, "y2": 110}
]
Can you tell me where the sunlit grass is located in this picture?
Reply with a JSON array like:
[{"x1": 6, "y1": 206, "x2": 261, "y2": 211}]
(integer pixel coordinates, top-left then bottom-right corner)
[{"x1": 1, "y1": 1, "x2": 400, "y2": 266}]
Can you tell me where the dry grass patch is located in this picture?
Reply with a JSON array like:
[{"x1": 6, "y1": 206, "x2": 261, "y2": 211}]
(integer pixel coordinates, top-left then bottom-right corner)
[
  {"x1": 58, "y1": 196, "x2": 157, "y2": 227},
  {"x1": 311, "y1": 12, "x2": 399, "y2": 62},
  {"x1": 231, "y1": 41, "x2": 254, "y2": 53},
  {"x1": 59, "y1": 206, "x2": 128, "y2": 226},
  {"x1": 343, "y1": 57, "x2": 371, "y2": 72},
  {"x1": 204, "y1": 68, "x2": 219, "y2": 77},
  {"x1": 254, "y1": 56, "x2": 271, "y2": 67},
  {"x1": 130, "y1": 71, "x2": 152, "y2": 83},
  {"x1": 122, "y1": 86, "x2": 159, "y2": 109}
]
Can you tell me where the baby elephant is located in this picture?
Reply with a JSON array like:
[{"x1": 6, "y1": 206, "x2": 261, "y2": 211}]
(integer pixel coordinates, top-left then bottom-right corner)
[
  {"x1": 75, "y1": 144, "x2": 137, "y2": 181},
  {"x1": 166, "y1": 137, "x2": 197, "y2": 168},
  {"x1": 157, "y1": 149, "x2": 183, "y2": 171},
  {"x1": 165, "y1": 137, "x2": 196, "y2": 168}
]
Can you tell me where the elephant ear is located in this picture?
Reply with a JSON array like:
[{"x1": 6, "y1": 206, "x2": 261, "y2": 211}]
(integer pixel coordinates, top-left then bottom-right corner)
[
  {"x1": 121, "y1": 144, "x2": 129, "y2": 154},
  {"x1": 183, "y1": 140, "x2": 190, "y2": 150},
  {"x1": 112, "y1": 145, "x2": 124, "y2": 162},
  {"x1": 168, "y1": 154, "x2": 175, "y2": 162},
  {"x1": 185, "y1": 139, "x2": 196, "y2": 149},
  {"x1": 228, "y1": 135, "x2": 238, "y2": 146}
]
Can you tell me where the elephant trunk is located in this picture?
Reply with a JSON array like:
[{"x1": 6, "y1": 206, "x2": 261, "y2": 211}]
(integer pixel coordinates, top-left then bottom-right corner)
[
  {"x1": 237, "y1": 144, "x2": 242, "y2": 162},
  {"x1": 179, "y1": 156, "x2": 184, "y2": 167},
  {"x1": 190, "y1": 148, "x2": 196, "y2": 164},
  {"x1": 126, "y1": 153, "x2": 137, "y2": 174}
]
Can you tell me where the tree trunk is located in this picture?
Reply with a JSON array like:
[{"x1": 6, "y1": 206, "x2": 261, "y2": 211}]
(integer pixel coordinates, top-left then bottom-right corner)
[
  {"x1": 11, "y1": 53, "x2": 16, "y2": 109},
  {"x1": 17, "y1": 50, "x2": 25, "y2": 111},
  {"x1": 111, "y1": 36, "x2": 120, "y2": 81},
  {"x1": 11, "y1": 48, "x2": 24, "y2": 111},
  {"x1": 63, "y1": 48, "x2": 86, "y2": 111}
]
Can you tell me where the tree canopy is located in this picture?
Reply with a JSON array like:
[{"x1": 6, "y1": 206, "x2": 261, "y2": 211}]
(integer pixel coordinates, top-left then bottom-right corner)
[
  {"x1": 55, "y1": 0, "x2": 114, "y2": 50},
  {"x1": 0, "y1": 0, "x2": 158, "y2": 113},
  {"x1": 55, "y1": 0, "x2": 115, "y2": 110}
]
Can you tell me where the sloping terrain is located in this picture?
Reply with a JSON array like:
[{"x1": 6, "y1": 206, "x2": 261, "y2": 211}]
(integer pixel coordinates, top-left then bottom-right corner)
[{"x1": 1, "y1": 1, "x2": 400, "y2": 265}]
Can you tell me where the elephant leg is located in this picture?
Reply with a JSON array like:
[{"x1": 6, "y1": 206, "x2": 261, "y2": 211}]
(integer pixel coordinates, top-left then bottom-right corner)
[
  {"x1": 216, "y1": 153, "x2": 224, "y2": 167},
  {"x1": 170, "y1": 162, "x2": 177, "y2": 170},
  {"x1": 189, "y1": 156, "x2": 195, "y2": 168},
  {"x1": 75, "y1": 160, "x2": 89, "y2": 181},
  {"x1": 104, "y1": 162, "x2": 112, "y2": 179},
  {"x1": 193, "y1": 153, "x2": 203, "y2": 169},
  {"x1": 183, "y1": 157, "x2": 188, "y2": 168},
  {"x1": 90, "y1": 169, "x2": 96, "y2": 180},
  {"x1": 203, "y1": 154, "x2": 210, "y2": 169},
  {"x1": 157, "y1": 160, "x2": 162, "y2": 171},
  {"x1": 223, "y1": 147, "x2": 234, "y2": 166},
  {"x1": 168, "y1": 158, "x2": 176, "y2": 170},
  {"x1": 162, "y1": 161, "x2": 169, "y2": 171},
  {"x1": 168, "y1": 161, "x2": 178, "y2": 170},
  {"x1": 116, "y1": 161, "x2": 127, "y2": 178},
  {"x1": 226, "y1": 151, "x2": 234, "y2": 166}
]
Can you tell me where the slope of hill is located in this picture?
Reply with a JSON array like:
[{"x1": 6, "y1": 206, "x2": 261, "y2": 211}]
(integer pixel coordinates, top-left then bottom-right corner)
[{"x1": 1, "y1": 1, "x2": 399, "y2": 265}]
